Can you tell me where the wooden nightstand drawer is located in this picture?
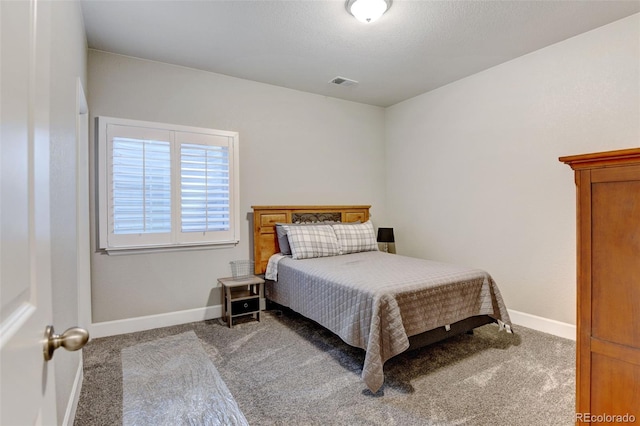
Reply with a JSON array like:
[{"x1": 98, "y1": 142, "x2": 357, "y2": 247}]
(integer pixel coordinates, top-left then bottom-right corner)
[{"x1": 231, "y1": 298, "x2": 259, "y2": 315}]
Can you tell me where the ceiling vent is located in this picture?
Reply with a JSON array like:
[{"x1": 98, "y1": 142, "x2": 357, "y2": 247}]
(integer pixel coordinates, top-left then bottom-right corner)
[{"x1": 329, "y1": 76, "x2": 359, "y2": 87}]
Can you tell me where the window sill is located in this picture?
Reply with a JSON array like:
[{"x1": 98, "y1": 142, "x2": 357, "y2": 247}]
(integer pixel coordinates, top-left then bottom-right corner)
[{"x1": 100, "y1": 241, "x2": 239, "y2": 256}]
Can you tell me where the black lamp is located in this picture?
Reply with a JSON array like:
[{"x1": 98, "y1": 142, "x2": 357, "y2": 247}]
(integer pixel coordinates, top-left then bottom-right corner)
[{"x1": 377, "y1": 228, "x2": 395, "y2": 253}]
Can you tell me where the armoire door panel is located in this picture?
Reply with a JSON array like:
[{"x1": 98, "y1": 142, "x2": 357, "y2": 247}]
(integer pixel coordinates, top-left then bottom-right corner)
[
  {"x1": 591, "y1": 180, "x2": 640, "y2": 348},
  {"x1": 590, "y1": 352, "x2": 640, "y2": 416}
]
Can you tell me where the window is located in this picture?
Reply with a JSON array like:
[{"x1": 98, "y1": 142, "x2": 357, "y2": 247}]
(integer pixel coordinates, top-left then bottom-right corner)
[{"x1": 97, "y1": 117, "x2": 239, "y2": 251}]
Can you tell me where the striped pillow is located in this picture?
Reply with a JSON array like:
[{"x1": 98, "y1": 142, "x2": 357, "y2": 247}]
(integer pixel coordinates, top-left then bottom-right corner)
[
  {"x1": 332, "y1": 221, "x2": 378, "y2": 254},
  {"x1": 283, "y1": 225, "x2": 341, "y2": 260}
]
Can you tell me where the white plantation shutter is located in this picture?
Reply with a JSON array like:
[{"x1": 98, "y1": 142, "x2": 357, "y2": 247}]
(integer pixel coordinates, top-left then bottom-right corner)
[
  {"x1": 98, "y1": 117, "x2": 239, "y2": 251},
  {"x1": 112, "y1": 138, "x2": 171, "y2": 234},
  {"x1": 177, "y1": 131, "x2": 237, "y2": 244},
  {"x1": 181, "y1": 144, "x2": 229, "y2": 232}
]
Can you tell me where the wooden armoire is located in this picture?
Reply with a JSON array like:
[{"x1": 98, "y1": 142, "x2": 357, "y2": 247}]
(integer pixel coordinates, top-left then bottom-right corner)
[{"x1": 560, "y1": 148, "x2": 640, "y2": 423}]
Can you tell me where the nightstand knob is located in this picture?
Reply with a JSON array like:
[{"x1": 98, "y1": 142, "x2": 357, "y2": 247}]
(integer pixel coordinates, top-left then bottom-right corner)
[{"x1": 243, "y1": 302, "x2": 249, "y2": 308}]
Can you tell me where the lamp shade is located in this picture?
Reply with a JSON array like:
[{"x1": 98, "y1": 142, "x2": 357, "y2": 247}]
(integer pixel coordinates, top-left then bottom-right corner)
[{"x1": 377, "y1": 227, "x2": 395, "y2": 243}]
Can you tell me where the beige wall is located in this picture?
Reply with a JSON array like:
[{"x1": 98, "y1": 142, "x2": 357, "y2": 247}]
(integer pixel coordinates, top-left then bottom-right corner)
[
  {"x1": 49, "y1": 1, "x2": 88, "y2": 424},
  {"x1": 87, "y1": 50, "x2": 387, "y2": 323},
  {"x1": 385, "y1": 14, "x2": 640, "y2": 325}
]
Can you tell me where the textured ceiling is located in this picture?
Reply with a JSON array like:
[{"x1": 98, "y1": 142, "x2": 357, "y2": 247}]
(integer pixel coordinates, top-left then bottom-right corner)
[{"x1": 81, "y1": 1, "x2": 640, "y2": 107}]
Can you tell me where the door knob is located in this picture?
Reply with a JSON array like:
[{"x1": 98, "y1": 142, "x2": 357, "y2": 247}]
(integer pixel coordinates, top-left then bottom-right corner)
[{"x1": 43, "y1": 325, "x2": 90, "y2": 361}]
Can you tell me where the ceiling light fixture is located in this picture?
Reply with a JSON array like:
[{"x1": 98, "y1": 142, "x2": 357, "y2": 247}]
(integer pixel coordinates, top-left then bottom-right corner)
[{"x1": 346, "y1": 0, "x2": 392, "y2": 24}]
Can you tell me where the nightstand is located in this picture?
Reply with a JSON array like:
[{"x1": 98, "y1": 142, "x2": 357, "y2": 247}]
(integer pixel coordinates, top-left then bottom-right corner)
[{"x1": 218, "y1": 275, "x2": 265, "y2": 328}]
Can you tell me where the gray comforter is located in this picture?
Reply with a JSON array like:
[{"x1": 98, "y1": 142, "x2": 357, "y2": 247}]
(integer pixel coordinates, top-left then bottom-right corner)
[{"x1": 266, "y1": 251, "x2": 512, "y2": 393}]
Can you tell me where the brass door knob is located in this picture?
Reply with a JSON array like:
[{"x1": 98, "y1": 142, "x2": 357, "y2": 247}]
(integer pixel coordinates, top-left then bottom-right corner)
[{"x1": 43, "y1": 325, "x2": 89, "y2": 361}]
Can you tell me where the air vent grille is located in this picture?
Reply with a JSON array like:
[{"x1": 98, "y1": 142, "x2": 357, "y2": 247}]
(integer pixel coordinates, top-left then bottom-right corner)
[{"x1": 329, "y1": 76, "x2": 359, "y2": 87}]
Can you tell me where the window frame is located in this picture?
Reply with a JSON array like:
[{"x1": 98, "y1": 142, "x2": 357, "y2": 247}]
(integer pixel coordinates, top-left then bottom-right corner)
[{"x1": 97, "y1": 116, "x2": 240, "y2": 253}]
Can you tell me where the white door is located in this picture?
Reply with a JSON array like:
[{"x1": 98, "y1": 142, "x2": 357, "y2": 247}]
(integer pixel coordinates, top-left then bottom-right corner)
[{"x1": 0, "y1": 0, "x2": 57, "y2": 424}]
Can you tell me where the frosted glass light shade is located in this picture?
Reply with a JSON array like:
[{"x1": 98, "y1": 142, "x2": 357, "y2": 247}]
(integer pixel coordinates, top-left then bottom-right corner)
[{"x1": 348, "y1": 0, "x2": 390, "y2": 23}]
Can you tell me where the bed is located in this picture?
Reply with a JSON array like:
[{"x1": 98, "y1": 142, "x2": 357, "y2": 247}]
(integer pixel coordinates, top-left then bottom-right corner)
[{"x1": 252, "y1": 205, "x2": 512, "y2": 393}]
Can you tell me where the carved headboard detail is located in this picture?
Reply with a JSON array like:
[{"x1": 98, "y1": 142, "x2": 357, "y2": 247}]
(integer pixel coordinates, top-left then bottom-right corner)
[
  {"x1": 251, "y1": 205, "x2": 371, "y2": 275},
  {"x1": 291, "y1": 212, "x2": 342, "y2": 223}
]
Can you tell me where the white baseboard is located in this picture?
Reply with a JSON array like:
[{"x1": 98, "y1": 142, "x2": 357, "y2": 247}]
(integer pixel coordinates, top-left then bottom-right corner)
[
  {"x1": 508, "y1": 309, "x2": 576, "y2": 341},
  {"x1": 88, "y1": 305, "x2": 575, "y2": 341},
  {"x1": 62, "y1": 357, "x2": 83, "y2": 426},
  {"x1": 90, "y1": 305, "x2": 223, "y2": 338}
]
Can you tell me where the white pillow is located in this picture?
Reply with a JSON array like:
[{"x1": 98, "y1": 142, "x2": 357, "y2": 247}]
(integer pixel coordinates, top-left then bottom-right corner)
[
  {"x1": 331, "y1": 221, "x2": 378, "y2": 254},
  {"x1": 283, "y1": 225, "x2": 341, "y2": 260}
]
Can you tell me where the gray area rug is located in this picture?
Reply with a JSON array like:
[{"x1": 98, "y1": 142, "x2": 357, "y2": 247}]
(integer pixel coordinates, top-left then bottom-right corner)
[
  {"x1": 75, "y1": 310, "x2": 575, "y2": 425},
  {"x1": 121, "y1": 331, "x2": 248, "y2": 426}
]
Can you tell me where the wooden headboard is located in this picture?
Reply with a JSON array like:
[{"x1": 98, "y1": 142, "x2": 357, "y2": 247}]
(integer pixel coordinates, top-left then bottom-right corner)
[{"x1": 251, "y1": 205, "x2": 371, "y2": 275}]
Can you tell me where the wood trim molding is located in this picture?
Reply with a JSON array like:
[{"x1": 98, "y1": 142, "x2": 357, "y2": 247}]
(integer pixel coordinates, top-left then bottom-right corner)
[{"x1": 559, "y1": 147, "x2": 640, "y2": 170}]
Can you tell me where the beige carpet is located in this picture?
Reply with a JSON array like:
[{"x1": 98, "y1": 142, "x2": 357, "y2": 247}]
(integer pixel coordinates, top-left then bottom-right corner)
[{"x1": 75, "y1": 309, "x2": 575, "y2": 425}]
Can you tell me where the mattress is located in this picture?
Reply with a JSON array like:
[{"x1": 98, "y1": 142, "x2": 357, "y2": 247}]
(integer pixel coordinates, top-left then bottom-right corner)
[{"x1": 265, "y1": 251, "x2": 512, "y2": 393}]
